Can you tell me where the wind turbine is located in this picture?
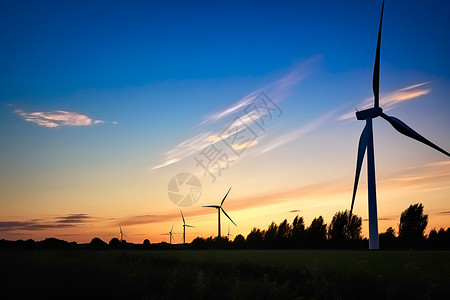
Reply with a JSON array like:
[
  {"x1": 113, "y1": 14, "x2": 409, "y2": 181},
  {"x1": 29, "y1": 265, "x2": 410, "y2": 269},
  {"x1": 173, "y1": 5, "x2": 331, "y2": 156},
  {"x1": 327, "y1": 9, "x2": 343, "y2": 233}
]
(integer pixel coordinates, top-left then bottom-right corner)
[
  {"x1": 119, "y1": 225, "x2": 126, "y2": 242},
  {"x1": 349, "y1": 0, "x2": 450, "y2": 250},
  {"x1": 202, "y1": 187, "x2": 237, "y2": 238},
  {"x1": 169, "y1": 225, "x2": 174, "y2": 244},
  {"x1": 227, "y1": 225, "x2": 234, "y2": 240},
  {"x1": 180, "y1": 210, "x2": 195, "y2": 244}
]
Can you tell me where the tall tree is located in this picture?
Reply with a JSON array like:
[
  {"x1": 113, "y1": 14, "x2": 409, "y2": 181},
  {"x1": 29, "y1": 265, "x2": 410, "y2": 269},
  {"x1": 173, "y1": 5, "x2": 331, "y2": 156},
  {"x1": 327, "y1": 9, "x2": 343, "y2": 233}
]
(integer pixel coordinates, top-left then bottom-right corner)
[
  {"x1": 307, "y1": 216, "x2": 327, "y2": 247},
  {"x1": 379, "y1": 226, "x2": 396, "y2": 248},
  {"x1": 276, "y1": 219, "x2": 292, "y2": 248},
  {"x1": 246, "y1": 228, "x2": 263, "y2": 248},
  {"x1": 233, "y1": 234, "x2": 245, "y2": 249},
  {"x1": 328, "y1": 210, "x2": 362, "y2": 241},
  {"x1": 264, "y1": 222, "x2": 278, "y2": 247},
  {"x1": 346, "y1": 212, "x2": 362, "y2": 240},
  {"x1": 398, "y1": 203, "x2": 428, "y2": 247},
  {"x1": 276, "y1": 219, "x2": 291, "y2": 240},
  {"x1": 291, "y1": 215, "x2": 305, "y2": 247}
]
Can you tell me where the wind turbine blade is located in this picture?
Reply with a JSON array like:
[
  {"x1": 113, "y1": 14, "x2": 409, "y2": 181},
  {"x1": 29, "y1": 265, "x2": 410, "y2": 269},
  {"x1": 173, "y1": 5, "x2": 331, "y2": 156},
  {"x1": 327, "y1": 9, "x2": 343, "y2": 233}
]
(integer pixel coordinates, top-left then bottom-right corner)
[
  {"x1": 186, "y1": 225, "x2": 195, "y2": 228},
  {"x1": 381, "y1": 113, "x2": 450, "y2": 157},
  {"x1": 350, "y1": 124, "x2": 370, "y2": 219},
  {"x1": 202, "y1": 205, "x2": 220, "y2": 208},
  {"x1": 180, "y1": 210, "x2": 185, "y2": 225},
  {"x1": 220, "y1": 187, "x2": 232, "y2": 207},
  {"x1": 170, "y1": 224, "x2": 174, "y2": 233},
  {"x1": 221, "y1": 208, "x2": 237, "y2": 226},
  {"x1": 373, "y1": 0, "x2": 384, "y2": 108}
]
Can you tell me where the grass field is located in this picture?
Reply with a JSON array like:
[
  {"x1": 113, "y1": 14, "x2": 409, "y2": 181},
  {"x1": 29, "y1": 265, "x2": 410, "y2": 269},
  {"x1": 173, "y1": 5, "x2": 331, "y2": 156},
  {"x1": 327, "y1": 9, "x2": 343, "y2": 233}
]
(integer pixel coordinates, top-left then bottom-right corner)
[{"x1": 2, "y1": 250, "x2": 449, "y2": 299}]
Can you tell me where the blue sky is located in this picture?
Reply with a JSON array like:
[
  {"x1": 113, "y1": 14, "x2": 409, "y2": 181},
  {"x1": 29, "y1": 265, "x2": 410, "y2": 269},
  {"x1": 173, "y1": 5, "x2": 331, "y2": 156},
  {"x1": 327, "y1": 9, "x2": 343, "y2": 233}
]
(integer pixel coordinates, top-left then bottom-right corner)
[{"x1": 1, "y1": 0, "x2": 450, "y2": 243}]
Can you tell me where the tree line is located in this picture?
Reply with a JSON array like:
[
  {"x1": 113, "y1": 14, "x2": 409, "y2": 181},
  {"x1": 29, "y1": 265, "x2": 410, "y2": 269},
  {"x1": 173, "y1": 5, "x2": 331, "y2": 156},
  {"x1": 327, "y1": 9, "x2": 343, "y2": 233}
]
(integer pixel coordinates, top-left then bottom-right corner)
[
  {"x1": 1, "y1": 203, "x2": 449, "y2": 250},
  {"x1": 192, "y1": 203, "x2": 450, "y2": 249}
]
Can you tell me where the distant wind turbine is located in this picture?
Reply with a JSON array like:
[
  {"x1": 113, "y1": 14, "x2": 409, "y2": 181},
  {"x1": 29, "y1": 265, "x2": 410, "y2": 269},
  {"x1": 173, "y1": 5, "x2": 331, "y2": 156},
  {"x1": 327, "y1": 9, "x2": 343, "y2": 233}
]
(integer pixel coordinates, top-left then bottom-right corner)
[
  {"x1": 349, "y1": 0, "x2": 450, "y2": 250},
  {"x1": 202, "y1": 187, "x2": 237, "y2": 238},
  {"x1": 119, "y1": 225, "x2": 126, "y2": 242},
  {"x1": 169, "y1": 225, "x2": 174, "y2": 244},
  {"x1": 181, "y1": 210, "x2": 195, "y2": 244},
  {"x1": 227, "y1": 225, "x2": 234, "y2": 240}
]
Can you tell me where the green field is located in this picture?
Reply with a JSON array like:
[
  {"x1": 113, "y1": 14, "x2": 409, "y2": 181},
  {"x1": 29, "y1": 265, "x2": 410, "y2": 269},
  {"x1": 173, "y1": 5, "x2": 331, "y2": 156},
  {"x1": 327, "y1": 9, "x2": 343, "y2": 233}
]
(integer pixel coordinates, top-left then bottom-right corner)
[{"x1": 2, "y1": 250, "x2": 449, "y2": 299}]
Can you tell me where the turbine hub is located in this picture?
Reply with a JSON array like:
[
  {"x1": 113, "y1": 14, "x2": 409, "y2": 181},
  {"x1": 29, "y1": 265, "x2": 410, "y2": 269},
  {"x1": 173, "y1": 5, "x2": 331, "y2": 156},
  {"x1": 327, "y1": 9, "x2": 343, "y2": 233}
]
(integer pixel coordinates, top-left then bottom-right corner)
[{"x1": 356, "y1": 107, "x2": 383, "y2": 120}]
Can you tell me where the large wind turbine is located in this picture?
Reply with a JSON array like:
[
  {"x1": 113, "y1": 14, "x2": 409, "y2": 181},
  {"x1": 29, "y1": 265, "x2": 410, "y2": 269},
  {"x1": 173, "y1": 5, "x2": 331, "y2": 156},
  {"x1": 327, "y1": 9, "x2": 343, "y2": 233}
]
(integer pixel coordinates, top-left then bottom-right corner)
[
  {"x1": 203, "y1": 187, "x2": 237, "y2": 238},
  {"x1": 180, "y1": 210, "x2": 195, "y2": 244},
  {"x1": 350, "y1": 0, "x2": 450, "y2": 250}
]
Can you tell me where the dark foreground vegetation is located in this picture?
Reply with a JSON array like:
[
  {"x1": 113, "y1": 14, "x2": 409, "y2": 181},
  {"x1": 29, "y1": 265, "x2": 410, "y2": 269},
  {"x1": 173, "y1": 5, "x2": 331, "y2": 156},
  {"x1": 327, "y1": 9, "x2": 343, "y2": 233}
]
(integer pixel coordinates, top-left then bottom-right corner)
[
  {"x1": 1, "y1": 249, "x2": 449, "y2": 300},
  {"x1": 1, "y1": 203, "x2": 449, "y2": 299}
]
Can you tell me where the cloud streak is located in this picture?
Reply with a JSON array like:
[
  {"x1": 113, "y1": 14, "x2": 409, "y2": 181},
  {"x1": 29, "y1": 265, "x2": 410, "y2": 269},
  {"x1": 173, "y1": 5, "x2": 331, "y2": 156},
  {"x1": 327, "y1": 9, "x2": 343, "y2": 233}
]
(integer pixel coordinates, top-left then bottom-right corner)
[
  {"x1": 340, "y1": 82, "x2": 431, "y2": 121},
  {"x1": 15, "y1": 109, "x2": 106, "y2": 128},
  {"x1": 258, "y1": 109, "x2": 337, "y2": 154},
  {"x1": 0, "y1": 214, "x2": 94, "y2": 231},
  {"x1": 152, "y1": 57, "x2": 320, "y2": 170}
]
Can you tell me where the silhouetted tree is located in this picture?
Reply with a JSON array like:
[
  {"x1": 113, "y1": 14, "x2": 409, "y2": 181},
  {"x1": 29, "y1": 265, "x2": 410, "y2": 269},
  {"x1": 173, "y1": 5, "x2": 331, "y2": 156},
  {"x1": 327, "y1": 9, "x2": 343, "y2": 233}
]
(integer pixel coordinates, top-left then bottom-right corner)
[
  {"x1": 399, "y1": 203, "x2": 428, "y2": 247},
  {"x1": 109, "y1": 238, "x2": 122, "y2": 249},
  {"x1": 307, "y1": 216, "x2": 327, "y2": 248},
  {"x1": 246, "y1": 228, "x2": 264, "y2": 248},
  {"x1": 379, "y1": 227, "x2": 397, "y2": 248},
  {"x1": 264, "y1": 222, "x2": 278, "y2": 248},
  {"x1": 347, "y1": 213, "x2": 362, "y2": 240},
  {"x1": 233, "y1": 234, "x2": 245, "y2": 249},
  {"x1": 89, "y1": 237, "x2": 107, "y2": 249},
  {"x1": 291, "y1": 215, "x2": 305, "y2": 247},
  {"x1": 191, "y1": 237, "x2": 206, "y2": 249},
  {"x1": 328, "y1": 210, "x2": 362, "y2": 244},
  {"x1": 39, "y1": 238, "x2": 72, "y2": 249},
  {"x1": 213, "y1": 236, "x2": 230, "y2": 248},
  {"x1": 143, "y1": 239, "x2": 151, "y2": 248},
  {"x1": 276, "y1": 219, "x2": 291, "y2": 247},
  {"x1": 328, "y1": 211, "x2": 346, "y2": 241},
  {"x1": 428, "y1": 227, "x2": 450, "y2": 249},
  {"x1": 12, "y1": 239, "x2": 37, "y2": 249}
]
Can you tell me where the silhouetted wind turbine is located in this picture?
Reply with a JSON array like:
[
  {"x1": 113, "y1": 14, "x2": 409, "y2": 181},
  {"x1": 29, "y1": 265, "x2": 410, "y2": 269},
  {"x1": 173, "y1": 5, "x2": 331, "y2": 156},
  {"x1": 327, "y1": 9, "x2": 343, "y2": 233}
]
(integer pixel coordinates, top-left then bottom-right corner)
[
  {"x1": 180, "y1": 210, "x2": 195, "y2": 244},
  {"x1": 202, "y1": 187, "x2": 237, "y2": 238},
  {"x1": 227, "y1": 225, "x2": 234, "y2": 240},
  {"x1": 349, "y1": 0, "x2": 450, "y2": 250},
  {"x1": 119, "y1": 225, "x2": 126, "y2": 242},
  {"x1": 169, "y1": 225, "x2": 174, "y2": 244}
]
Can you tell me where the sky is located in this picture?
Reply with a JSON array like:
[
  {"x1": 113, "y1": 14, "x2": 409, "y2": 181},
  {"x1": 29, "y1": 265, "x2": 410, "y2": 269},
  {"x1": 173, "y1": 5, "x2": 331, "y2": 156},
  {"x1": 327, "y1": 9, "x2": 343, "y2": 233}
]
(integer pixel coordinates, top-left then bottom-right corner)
[{"x1": 1, "y1": 0, "x2": 450, "y2": 244}]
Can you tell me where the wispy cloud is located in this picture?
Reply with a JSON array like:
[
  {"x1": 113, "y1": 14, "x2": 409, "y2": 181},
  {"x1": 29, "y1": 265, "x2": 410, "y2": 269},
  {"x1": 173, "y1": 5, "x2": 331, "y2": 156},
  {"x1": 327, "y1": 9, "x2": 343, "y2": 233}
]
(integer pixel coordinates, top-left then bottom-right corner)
[
  {"x1": 232, "y1": 140, "x2": 259, "y2": 151},
  {"x1": 437, "y1": 211, "x2": 450, "y2": 215},
  {"x1": 363, "y1": 217, "x2": 395, "y2": 222},
  {"x1": 152, "y1": 57, "x2": 321, "y2": 170},
  {"x1": 0, "y1": 214, "x2": 94, "y2": 231},
  {"x1": 380, "y1": 159, "x2": 450, "y2": 192},
  {"x1": 55, "y1": 214, "x2": 91, "y2": 224},
  {"x1": 258, "y1": 109, "x2": 337, "y2": 154},
  {"x1": 120, "y1": 214, "x2": 173, "y2": 226},
  {"x1": 14, "y1": 109, "x2": 107, "y2": 128},
  {"x1": 340, "y1": 82, "x2": 431, "y2": 121},
  {"x1": 201, "y1": 56, "x2": 320, "y2": 126}
]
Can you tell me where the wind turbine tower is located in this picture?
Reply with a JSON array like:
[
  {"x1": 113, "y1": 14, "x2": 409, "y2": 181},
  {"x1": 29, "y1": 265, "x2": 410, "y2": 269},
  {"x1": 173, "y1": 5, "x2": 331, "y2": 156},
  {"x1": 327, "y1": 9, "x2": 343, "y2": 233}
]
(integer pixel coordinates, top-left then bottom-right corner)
[
  {"x1": 119, "y1": 225, "x2": 126, "y2": 242},
  {"x1": 203, "y1": 187, "x2": 237, "y2": 238},
  {"x1": 169, "y1": 225, "x2": 174, "y2": 244},
  {"x1": 180, "y1": 210, "x2": 195, "y2": 244}
]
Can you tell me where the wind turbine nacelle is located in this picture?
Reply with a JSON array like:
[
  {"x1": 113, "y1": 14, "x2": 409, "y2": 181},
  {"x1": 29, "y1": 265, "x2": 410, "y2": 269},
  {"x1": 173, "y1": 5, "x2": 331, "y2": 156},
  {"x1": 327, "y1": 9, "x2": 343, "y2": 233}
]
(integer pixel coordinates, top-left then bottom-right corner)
[{"x1": 356, "y1": 107, "x2": 383, "y2": 120}]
